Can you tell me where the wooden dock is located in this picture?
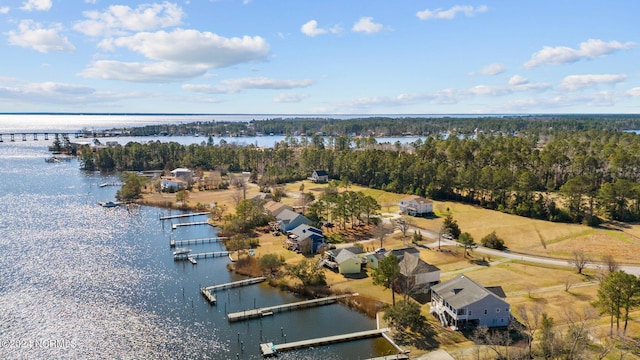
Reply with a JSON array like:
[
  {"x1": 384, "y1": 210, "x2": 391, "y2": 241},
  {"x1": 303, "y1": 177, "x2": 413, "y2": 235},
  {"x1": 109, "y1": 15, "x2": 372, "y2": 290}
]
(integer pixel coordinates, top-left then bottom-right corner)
[
  {"x1": 203, "y1": 277, "x2": 266, "y2": 293},
  {"x1": 365, "y1": 355, "x2": 409, "y2": 360},
  {"x1": 160, "y1": 212, "x2": 210, "y2": 220},
  {"x1": 228, "y1": 293, "x2": 356, "y2": 322},
  {"x1": 173, "y1": 250, "x2": 229, "y2": 261},
  {"x1": 260, "y1": 327, "x2": 390, "y2": 356},
  {"x1": 170, "y1": 237, "x2": 228, "y2": 247},
  {"x1": 200, "y1": 288, "x2": 216, "y2": 304},
  {"x1": 171, "y1": 221, "x2": 211, "y2": 230}
]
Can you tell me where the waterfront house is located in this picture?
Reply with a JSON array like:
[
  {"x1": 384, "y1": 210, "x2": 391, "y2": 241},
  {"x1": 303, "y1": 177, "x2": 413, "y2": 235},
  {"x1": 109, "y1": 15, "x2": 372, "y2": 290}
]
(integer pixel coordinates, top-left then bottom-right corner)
[
  {"x1": 161, "y1": 176, "x2": 188, "y2": 191},
  {"x1": 398, "y1": 195, "x2": 433, "y2": 216},
  {"x1": 287, "y1": 224, "x2": 324, "y2": 254},
  {"x1": 430, "y1": 274, "x2": 510, "y2": 329},
  {"x1": 310, "y1": 169, "x2": 329, "y2": 183},
  {"x1": 275, "y1": 209, "x2": 311, "y2": 233}
]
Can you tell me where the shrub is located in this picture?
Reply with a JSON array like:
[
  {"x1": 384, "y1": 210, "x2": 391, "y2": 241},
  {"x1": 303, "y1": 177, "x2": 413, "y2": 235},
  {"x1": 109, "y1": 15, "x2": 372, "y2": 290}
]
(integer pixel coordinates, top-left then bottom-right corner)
[{"x1": 481, "y1": 231, "x2": 505, "y2": 250}]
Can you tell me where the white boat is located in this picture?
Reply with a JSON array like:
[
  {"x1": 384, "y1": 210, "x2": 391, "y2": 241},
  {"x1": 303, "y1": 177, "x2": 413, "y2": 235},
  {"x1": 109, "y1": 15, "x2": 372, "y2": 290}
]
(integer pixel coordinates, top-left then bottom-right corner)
[
  {"x1": 99, "y1": 201, "x2": 122, "y2": 208},
  {"x1": 173, "y1": 248, "x2": 191, "y2": 256}
]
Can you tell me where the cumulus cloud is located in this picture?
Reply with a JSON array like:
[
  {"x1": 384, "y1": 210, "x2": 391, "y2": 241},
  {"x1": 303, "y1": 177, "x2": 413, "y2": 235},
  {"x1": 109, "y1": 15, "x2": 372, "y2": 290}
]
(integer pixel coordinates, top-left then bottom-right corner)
[
  {"x1": 273, "y1": 93, "x2": 309, "y2": 103},
  {"x1": 301, "y1": 20, "x2": 341, "y2": 37},
  {"x1": 524, "y1": 39, "x2": 635, "y2": 68},
  {"x1": 184, "y1": 77, "x2": 314, "y2": 94},
  {"x1": 0, "y1": 6, "x2": 10, "y2": 14},
  {"x1": 20, "y1": 0, "x2": 51, "y2": 12},
  {"x1": 78, "y1": 60, "x2": 210, "y2": 82},
  {"x1": 106, "y1": 29, "x2": 269, "y2": 68},
  {"x1": 352, "y1": 17, "x2": 383, "y2": 34},
  {"x1": 417, "y1": 5, "x2": 487, "y2": 20},
  {"x1": 474, "y1": 63, "x2": 505, "y2": 76},
  {"x1": 7, "y1": 20, "x2": 75, "y2": 53},
  {"x1": 559, "y1": 74, "x2": 628, "y2": 91},
  {"x1": 508, "y1": 75, "x2": 528, "y2": 86},
  {"x1": 74, "y1": 2, "x2": 184, "y2": 37}
]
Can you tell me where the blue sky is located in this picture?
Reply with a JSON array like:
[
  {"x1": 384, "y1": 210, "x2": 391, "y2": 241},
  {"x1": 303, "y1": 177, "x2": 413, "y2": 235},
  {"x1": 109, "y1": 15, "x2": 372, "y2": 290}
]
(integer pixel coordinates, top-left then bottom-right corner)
[{"x1": 0, "y1": 0, "x2": 638, "y2": 114}]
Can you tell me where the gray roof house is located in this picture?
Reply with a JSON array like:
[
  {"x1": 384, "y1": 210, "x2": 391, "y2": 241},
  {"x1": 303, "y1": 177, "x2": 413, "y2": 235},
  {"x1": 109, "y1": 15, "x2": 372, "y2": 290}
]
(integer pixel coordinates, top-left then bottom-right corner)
[
  {"x1": 398, "y1": 252, "x2": 440, "y2": 294},
  {"x1": 310, "y1": 169, "x2": 329, "y2": 183},
  {"x1": 275, "y1": 208, "x2": 311, "y2": 232},
  {"x1": 430, "y1": 274, "x2": 510, "y2": 329}
]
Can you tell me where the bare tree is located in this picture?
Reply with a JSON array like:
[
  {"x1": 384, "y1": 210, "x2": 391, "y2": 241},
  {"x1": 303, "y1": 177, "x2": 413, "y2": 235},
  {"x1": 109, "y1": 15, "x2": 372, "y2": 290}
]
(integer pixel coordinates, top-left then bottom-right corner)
[
  {"x1": 562, "y1": 306, "x2": 597, "y2": 360},
  {"x1": 565, "y1": 276, "x2": 577, "y2": 292},
  {"x1": 568, "y1": 250, "x2": 590, "y2": 274},
  {"x1": 394, "y1": 217, "x2": 414, "y2": 238},
  {"x1": 231, "y1": 189, "x2": 244, "y2": 208},
  {"x1": 515, "y1": 304, "x2": 542, "y2": 358},
  {"x1": 602, "y1": 254, "x2": 619, "y2": 274},
  {"x1": 372, "y1": 222, "x2": 393, "y2": 249}
]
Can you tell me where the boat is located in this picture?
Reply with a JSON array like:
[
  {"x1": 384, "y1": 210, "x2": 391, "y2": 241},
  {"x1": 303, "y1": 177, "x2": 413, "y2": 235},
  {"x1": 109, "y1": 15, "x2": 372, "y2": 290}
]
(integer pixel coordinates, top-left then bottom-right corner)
[
  {"x1": 173, "y1": 248, "x2": 191, "y2": 256},
  {"x1": 99, "y1": 201, "x2": 122, "y2": 208}
]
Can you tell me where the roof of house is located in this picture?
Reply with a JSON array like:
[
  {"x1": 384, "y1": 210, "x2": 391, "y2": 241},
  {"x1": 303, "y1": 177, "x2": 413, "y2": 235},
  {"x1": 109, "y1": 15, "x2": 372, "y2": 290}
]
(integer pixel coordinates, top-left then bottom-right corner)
[
  {"x1": 313, "y1": 169, "x2": 328, "y2": 176},
  {"x1": 328, "y1": 246, "x2": 363, "y2": 259},
  {"x1": 264, "y1": 200, "x2": 291, "y2": 216},
  {"x1": 335, "y1": 249, "x2": 362, "y2": 264},
  {"x1": 276, "y1": 208, "x2": 308, "y2": 223},
  {"x1": 399, "y1": 252, "x2": 440, "y2": 276},
  {"x1": 171, "y1": 167, "x2": 191, "y2": 173},
  {"x1": 289, "y1": 224, "x2": 323, "y2": 240},
  {"x1": 161, "y1": 176, "x2": 187, "y2": 184},
  {"x1": 399, "y1": 195, "x2": 432, "y2": 204},
  {"x1": 385, "y1": 247, "x2": 420, "y2": 261},
  {"x1": 431, "y1": 274, "x2": 507, "y2": 309}
]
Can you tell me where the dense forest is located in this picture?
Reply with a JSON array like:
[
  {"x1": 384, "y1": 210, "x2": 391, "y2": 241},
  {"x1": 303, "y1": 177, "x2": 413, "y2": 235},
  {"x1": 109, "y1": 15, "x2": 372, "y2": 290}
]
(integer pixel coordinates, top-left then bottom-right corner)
[
  {"x1": 123, "y1": 115, "x2": 640, "y2": 137},
  {"x1": 80, "y1": 116, "x2": 640, "y2": 224}
]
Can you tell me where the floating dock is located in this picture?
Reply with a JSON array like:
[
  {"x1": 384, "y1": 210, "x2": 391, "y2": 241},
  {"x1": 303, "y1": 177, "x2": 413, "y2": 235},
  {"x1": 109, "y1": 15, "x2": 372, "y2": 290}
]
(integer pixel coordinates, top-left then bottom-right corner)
[
  {"x1": 170, "y1": 237, "x2": 227, "y2": 247},
  {"x1": 200, "y1": 288, "x2": 216, "y2": 304},
  {"x1": 171, "y1": 221, "x2": 211, "y2": 230},
  {"x1": 160, "y1": 212, "x2": 210, "y2": 220},
  {"x1": 228, "y1": 293, "x2": 356, "y2": 322},
  {"x1": 260, "y1": 328, "x2": 390, "y2": 356}
]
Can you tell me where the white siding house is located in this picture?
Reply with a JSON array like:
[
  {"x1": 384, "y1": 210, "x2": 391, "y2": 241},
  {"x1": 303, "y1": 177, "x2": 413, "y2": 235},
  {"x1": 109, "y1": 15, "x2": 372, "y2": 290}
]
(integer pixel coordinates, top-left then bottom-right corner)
[{"x1": 398, "y1": 195, "x2": 433, "y2": 216}]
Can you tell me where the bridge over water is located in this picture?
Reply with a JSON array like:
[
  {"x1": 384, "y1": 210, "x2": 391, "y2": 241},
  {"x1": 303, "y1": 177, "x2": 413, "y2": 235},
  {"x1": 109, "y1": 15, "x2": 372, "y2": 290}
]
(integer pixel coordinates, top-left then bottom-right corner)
[{"x1": 0, "y1": 131, "x2": 84, "y2": 142}]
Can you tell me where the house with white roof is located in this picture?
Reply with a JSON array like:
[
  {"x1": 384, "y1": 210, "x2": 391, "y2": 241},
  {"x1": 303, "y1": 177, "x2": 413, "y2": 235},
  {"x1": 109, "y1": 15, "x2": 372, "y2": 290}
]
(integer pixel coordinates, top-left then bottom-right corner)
[{"x1": 398, "y1": 195, "x2": 433, "y2": 216}]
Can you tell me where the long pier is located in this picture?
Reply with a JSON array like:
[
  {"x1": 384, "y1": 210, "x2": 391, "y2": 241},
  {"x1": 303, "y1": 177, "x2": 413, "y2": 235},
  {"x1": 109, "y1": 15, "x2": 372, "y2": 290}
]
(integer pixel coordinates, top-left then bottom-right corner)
[
  {"x1": 174, "y1": 251, "x2": 230, "y2": 260},
  {"x1": 200, "y1": 277, "x2": 267, "y2": 305},
  {"x1": 227, "y1": 293, "x2": 356, "y2": 322},
  {"x1": 0, "y1": 132, "x2": 82, "y2": 142},
  {"x1": 171, "y1": 221, "x2": 211, "y2": 230},
  {"x1": 160, "y1": 212, "x2": 210, "y2": 220},
  {"x1": 260, "y1": 328, "x2": 390, "y2": 357},
  {"x1": 170, "y1": 237, "x2": 227, "y2": 247}
]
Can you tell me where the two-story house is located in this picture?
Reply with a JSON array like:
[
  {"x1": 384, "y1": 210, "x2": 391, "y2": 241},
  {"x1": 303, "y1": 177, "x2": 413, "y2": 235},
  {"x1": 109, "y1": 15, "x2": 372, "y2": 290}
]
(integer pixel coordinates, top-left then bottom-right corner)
[
  {"x1": 398, "y1": 195, "x2": 433, "y2": 216},
  {"x1": 430, "y1": 274, "x2": 510, "y2": 329}
]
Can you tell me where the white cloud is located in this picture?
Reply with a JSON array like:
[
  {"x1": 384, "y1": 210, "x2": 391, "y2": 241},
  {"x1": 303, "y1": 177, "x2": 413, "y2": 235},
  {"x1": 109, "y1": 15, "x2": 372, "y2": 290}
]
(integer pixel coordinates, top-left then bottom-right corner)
[
  {"x1": 301, "y1": 20, "x2": 326, "y2": 37},
  {"x1": 628, "y1": 88, "x2": 640, "y2": 97},
  {"x1": 78, "y1": 60, "x2": 210, "y2": 82},
  {"x1": 417, "y1": 5, "x2": 487, "y2": 20},
  {"x1": 186, "y1": 77, "x2": 314, "y2": 94},
  {"x1": 7, "y1": 20, "x2": 75, "y2": 53},
  {"x1": 74, "y1": 2, "x2": 184, "y2": 37},
  {"x1": 108, "y1": 29, "x2": 270, "y2": 68},
  {"x1": 475, "y1": 63, "x2": 505, "y2": 76},
  {"x1": 508, "y1": 75, "x2": 527, "y2": 86},
  {"x1": 0, "y1": 6, "x2": 10, "y2": 14},
  {"x1": 273, "y1": 93, "x2": 309, "y2": 103},
  {"x1": 352, "y1": 17, "x2": 383, "y2": 34},
  {"x1": 524, "y1": 39, "x2": 635, "y2": 68},
  {"x1": 559, "y1": 74, "x2": 628, "y2": 90},
  {"x1": 301, "y1": 20, "x2": 341, "y2": 37},
  {"x1": 20, "y1": 0, "x2": 51, "y2": 12}
]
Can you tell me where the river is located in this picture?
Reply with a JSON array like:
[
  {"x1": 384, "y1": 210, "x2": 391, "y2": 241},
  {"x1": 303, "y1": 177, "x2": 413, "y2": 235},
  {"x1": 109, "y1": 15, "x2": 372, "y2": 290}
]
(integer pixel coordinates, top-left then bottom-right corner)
[{"x1": 0, "y1": 139, "x2": 396, "y2": 359}]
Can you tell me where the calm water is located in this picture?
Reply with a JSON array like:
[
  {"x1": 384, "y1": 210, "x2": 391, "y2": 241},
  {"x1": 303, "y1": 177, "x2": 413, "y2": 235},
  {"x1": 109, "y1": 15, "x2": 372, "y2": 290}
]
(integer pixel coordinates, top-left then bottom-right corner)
[{"x1": 0, "y1": 140, "x2": 395, "y2": 359}]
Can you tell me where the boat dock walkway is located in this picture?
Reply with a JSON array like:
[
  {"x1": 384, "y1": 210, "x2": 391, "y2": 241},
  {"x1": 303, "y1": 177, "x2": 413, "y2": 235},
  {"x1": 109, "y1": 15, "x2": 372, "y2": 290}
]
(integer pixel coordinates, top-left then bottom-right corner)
[
  {"x1": 365, "y1": 355, "x2": 409, "y2": 360},
  {"x1": 200, "y1": 277, "x2": 267, "y2": 305},
  {"x1": 171, "y1": 221, "x2": 211, "y2": 230},
  {"x1": 160, "y1": 212, "x2": 210, "y2": 220},
  {"x1": 260, "y1": 327, "x2": 389, "y2": 357},
  {"x1": 228, "y1": 293, "x2": 356, "y2": 322},
  {"x1": 203, "y1": 277, "x2": 267, "y2": 292},
  {"x1": 170, "y1": 237, "x2": 227, "y2": 247}
]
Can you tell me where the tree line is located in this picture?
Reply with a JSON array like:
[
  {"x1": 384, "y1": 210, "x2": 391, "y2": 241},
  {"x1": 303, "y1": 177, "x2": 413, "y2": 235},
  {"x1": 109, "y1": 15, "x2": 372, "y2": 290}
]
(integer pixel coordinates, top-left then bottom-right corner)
[{"x1": 79, "y1": 122, "x2": 640, "y2": 224}]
